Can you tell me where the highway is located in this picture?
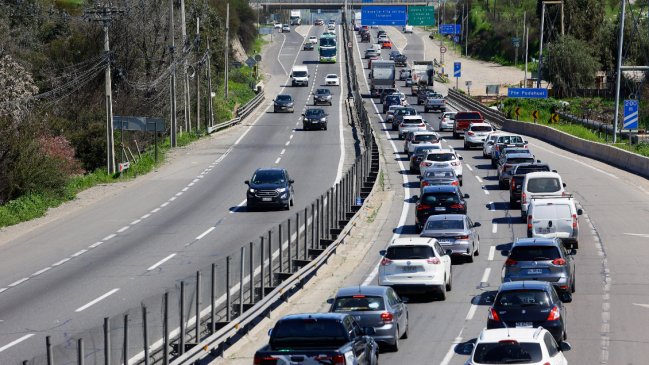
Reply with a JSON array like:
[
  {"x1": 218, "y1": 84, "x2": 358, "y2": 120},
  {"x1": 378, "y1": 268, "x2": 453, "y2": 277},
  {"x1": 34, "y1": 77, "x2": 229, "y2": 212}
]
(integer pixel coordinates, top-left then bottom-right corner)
[
  {"x1": 0, "y1": 25, "x2": 354, "y2": 363},
  {"x1": 343, "y1": 26, "x2": 649, "y2": 365}
]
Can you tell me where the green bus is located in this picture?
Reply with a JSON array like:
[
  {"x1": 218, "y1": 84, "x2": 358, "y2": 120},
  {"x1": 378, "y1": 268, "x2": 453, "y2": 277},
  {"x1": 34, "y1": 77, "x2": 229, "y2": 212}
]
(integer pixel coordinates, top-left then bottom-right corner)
[{"x1": 319, "y1": 34, "x2": 337, "y2": 63}]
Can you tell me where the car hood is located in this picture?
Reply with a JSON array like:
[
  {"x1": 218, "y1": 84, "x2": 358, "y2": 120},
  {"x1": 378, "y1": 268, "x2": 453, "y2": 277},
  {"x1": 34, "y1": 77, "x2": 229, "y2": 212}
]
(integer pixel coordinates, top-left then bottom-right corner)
[
  {"x1": 249, "y1": 183, "x2": 286, "y2": 190},
  {"x1": 275, "y1": 100, "x2": 293, "y2": 105}
]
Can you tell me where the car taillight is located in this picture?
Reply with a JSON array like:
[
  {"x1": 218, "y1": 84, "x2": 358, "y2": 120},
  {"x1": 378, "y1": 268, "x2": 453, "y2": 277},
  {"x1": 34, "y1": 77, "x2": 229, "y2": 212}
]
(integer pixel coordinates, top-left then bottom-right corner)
[
  {"x1": 547, "y1": 306, "x2": 561, "y2": 320},
  {"x1": 572, "y1": 214, "x2": 578, "y2": 229},
  {"x1": 450, "y1": 204, "x2": 465, "y2": 209},
  {"x1": 417, "y1": 203, "x2": 431, "y2": 211},
  {"x1": 522, "y1": 192, "x2": 527, "y2": 204},
  {"x1": 381, "y1": 312, "x2": 394, "y2": 323},
  {"x1": 467, "y1": 131, "x2": 475, "y2": 136},
  {"x1": 488, "y1": 308, "x2": 501, "y2": 321},
  {"x1": 505, "y1": 258, "x2": 517, "y2": 266},
  {"x1": 451, "y1": 161, "x2": 460, "y2": 166},
  {"x1": 419, "y1": 123, "x2": 425, "y2": 127},
  {"x1": 552, "y1": 258, "x2": 567, "y2": 266},
  {"x1": 510, "y1": 179, "x2": 516, "y2": 190},
  {"x1": 455, "y1": 235, "x2": 469, "y2": 239},
  {"x1": 254, "y1": 356, "x2": 277, "y2": 365},
  {"x1": 380, "y1": 257, "x2": 392, "y2": 266},
  {"x1": 427, "y1": 257, "x2": 441, "y2": 264},
  {"x1": 527, "y1": 215, "x2": 532, "y2": 230},
  {"x1": 421, "y1": 162, "x2": 432, "y2": 167},
  {"x1": 451, "y1": 181, "x2": 459, "y2": 186},
  {"x1": 422, "y1": 181, "x2": 430, "y2": 187}
]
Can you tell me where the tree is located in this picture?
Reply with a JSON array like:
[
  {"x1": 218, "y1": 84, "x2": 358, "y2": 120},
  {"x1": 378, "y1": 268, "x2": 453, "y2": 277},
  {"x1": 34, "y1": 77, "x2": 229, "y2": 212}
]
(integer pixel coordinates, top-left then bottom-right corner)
[
  {"x1": 544, "y1": 35, "x2": 600, "y2": 97},
  {"x1": 564, "y1": 0, "x2": 606, "y2": 44}
]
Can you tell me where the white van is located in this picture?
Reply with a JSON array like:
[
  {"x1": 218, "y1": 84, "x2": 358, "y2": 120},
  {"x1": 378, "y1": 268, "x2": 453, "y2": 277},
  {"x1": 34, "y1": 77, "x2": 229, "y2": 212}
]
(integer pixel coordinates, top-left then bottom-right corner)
[
  {"x1": 403, "y1": 25, "x2": 413, "y2": 33},
  {"x1": 290, "y1": 65, "x2": 309, "y2": 87},
  {"x1": 521, "y1": 171, "x2": 566, "y2": 216},
  {"x1": 526, "y1": 195, "x2": 583, "y2": 249}
]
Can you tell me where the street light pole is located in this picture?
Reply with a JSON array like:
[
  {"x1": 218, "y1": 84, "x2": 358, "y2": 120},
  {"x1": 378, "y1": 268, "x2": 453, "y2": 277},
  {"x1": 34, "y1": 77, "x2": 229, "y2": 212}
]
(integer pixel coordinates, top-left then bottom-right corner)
[{"x1": 612, "y1": 0, "x2": 626, "y2": 144}]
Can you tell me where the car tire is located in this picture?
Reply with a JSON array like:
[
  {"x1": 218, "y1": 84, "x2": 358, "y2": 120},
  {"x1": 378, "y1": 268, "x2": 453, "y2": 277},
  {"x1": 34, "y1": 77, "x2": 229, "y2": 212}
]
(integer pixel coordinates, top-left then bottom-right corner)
[
  {"x1": 391, "y1": 328, "x2": 400, "y2": 352},
  {"x1": 498, "y1": 180, "x2": 507, "y2": 189},
  {"x1": 463, "y1": 142, "x2": 469, "y2": 149},
  {"x1": 329, "y1": 101, "x2": 332, "y2": 106},
  {"x1": 491, "y1": 159, "x2": 496, "y2": 167},
  {"x1": 439, "y1": 281, "x2": 447, "y2": 301},
  {"x1": 459, "y1": 178, "x2": 463, "y2": 187},
  {"x1": 284, "y1": 204, "x2": 290, "y2": 210},
  {"x1": 453, "y1": 132, "x2": 458, "y2": 139},
  {"x1": 401, "y1": 316, "x2": 409, "y2": 339},
  {"x1": 475, "y1": 243, "x2": 480, "y2": 256},
  {"x1": 446, "y1": 268, "x2": 453, "y2": 291},
  {"x1": 466, "y1": 253, "x2": 474, "y2": 263},
  {"x1": 571, "y1": 273, "x2": 576, "y2": 293},
  {"x1": 324, "y1": 125, "x2": 328, "y2": 130}
]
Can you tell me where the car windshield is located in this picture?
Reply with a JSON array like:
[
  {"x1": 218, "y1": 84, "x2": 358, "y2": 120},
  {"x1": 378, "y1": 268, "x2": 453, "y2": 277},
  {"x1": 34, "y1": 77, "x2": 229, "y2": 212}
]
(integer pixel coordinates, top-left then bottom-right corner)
[
  {"x1": 510, "y1": 246, "x2": 561, "y2": 261},
  {"x1": 426, "y1": 153, "x2": 455, "y2": 161},
  {"x1": 326, "y1": 75, "x2": 337, "y2": 79},
  {"x1": 293, "y1": 71, "x2": 307, "y2": 77},
  {"x1": 385, "y1": 245, "x2": 434, "y2": 260},
  {"x1": 443, "y1": 113, "x2": 456, "y2": 120},
  {"x1": 422, "y1": 192, "x2": 460, "y2": 203},
  {"x1": 458, "y1": 112, "x2": 482, "y2": 119},
  {"x1": 495, "y1": 290, "x2": 551, "y2": 308},
  {"x1": 472, "y1": 342, "x2": 543, "y2": 363},
  {"x1": 316, "y1": 89, "x2": 330, "y2": 96},
  {"x1": 276, "y1": 95, "x2": 292, "y2": 102},
  {"x1": 424, "y1": 170, "x2": 455, "y2": 178},
  {"x1": 252, "y1": 170, "x2": 285, "y2": 184},
  {"x1": 305, "y1": 109, "x2": 324, "y2": 117},
  {"x1": 527, "y1": 178, "x2": 561, "y2": 193},
  {"x1": 403, "y1": 119, "x2": 423, "y2": 125},
  {"x1": 471, "y1": 125, "x2": 492, "y2": 132},
  {"x1": 425, "y1": 219, "x2": 464, "y2": 230},
  {"x1": 396, "y1": 109, "x2": 417, "y2": 116},
  {"x1": 270, "y1": 319, "x2": 348, "y2": 348},
  {"x1": 504, "y1": 148, "x2": 528, "y2": 155},
  {"x1": 515, "y1": 166, "x2": 550, "y2": 174},
  {"x1": 498, "y1": 135, "x2": 524, "y2": 144},
  {"x1": 332, "y1": 296, "x2": 385, "y2": 312},
  {"x1": 415, "y1": 146, "x2": 441, "y2": 156},
  {"x1": 386, "y1": 96, "x2": 400, "y2": 103},
  {"x1": 415, "y1": 134, "x2": 439, "y2": 143}
]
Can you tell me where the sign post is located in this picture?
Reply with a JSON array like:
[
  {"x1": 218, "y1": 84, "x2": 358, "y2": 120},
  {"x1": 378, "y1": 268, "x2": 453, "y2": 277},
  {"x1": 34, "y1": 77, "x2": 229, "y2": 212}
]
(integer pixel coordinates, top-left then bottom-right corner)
[
  {"x1": 465, "y1": 80, "x2": 472, "y2": 96},
  {"x1": 454, "y1": 61, "x2": 461, "y2": 90}
]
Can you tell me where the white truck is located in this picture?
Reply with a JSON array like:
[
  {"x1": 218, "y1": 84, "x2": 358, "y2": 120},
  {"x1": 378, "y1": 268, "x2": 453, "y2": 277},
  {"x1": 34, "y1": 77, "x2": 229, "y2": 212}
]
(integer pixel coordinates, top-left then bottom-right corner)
[
  {"x1": 353, "y1": 12, "x2": 362, "y2": 30},
  {"x1": 290, "y1": 65, "x2": 309, "y2": 87},
  {"x1": 290, "y1": 10, "x2": 301, "y2": 26},
  {"x1": 370, "y1": 60, "x2": 396, "y2": 98},
  {"x1": 410, "y1": 61, "x2": 435, "y2": 95}
]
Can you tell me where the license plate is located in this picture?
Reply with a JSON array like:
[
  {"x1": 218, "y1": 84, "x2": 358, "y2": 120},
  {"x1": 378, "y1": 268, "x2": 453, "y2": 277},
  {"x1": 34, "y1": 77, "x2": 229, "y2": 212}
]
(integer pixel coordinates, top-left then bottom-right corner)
[
  {"x1": 435, "y1": 207, "x2": 446, "y2": 212},
  {"x1": 261, "y1": 197, "x2": 272, "y2": 202},
  {"x1": 527, "y1": 269, "x2": 543, "y2": 274},
  {"x1": 433, "y1": 163, "x2": 447, "y2": 168},
  {"x1": 402, "y1": 266, "x2": 418, "y2": 273},
  {"x1": 537, "y1": 227, "x2": 552, "y2": 234},
  {"x1": 516, "y1": 322, "x2": 533, "y2": 328},
  {"x1": 438, "y1": 239, "x2": 453, "y2": 244}
]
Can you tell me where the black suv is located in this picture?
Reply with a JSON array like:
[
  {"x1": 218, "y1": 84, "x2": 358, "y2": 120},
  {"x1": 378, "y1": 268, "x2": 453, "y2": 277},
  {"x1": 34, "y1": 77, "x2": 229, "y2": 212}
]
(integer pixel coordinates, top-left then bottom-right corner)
[
  {"x1": 413, "y1": 185, "x2": 469, "y2": 231},
  {"x1": 314, "y1": 88, "x2": 333, "y2": 105},
  {"x1": 302, "y1": 108, "x2": 328, "y2": 130},
  {"x1": 273, "y1": 94, "x2": 294, "y2": 113},
  {"x1": 383, "y1": 95, "x2": 401, "y2": 113},
  {"x1": 487, "y1": 281, "x2": 572, "y2": 344},
  {"x1": 379, "y1": 88, "x2": 398, "y2": 103},
  {"x1": 245, "y1": 168, "x2": 295, "y2": 210},
  {"x1": 509, "y1": 163, "x2": 551, "y2": 207}
]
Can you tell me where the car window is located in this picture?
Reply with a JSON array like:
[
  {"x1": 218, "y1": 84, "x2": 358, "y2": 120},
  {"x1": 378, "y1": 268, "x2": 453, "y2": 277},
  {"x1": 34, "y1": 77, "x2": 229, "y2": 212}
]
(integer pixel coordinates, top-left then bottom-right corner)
[
  {"x1": 516, "y1": 166, "x2": 550, "y2": 174},
  {"x1": 544, "y1": 333, "x2": 560, "y2": 357},
  {"x1": 534, "y1": 204, "x2": 571, "y2": 219},
  {"x1": 385, "y1": 245, "x2": 435, "y2": 260},
  {"x1": 472, "y1": 342, "x2": 543, "y2": 363},
  {"x1": 316, "y1": 89, "x2": 330, "y2": 95},
  {"x1": 510, "y1": 246, "x2": 561, "y2": 261},
  {"x1": 425, "y1": 219, "x2": 464, "y2": 230},
  {"x1": 271, "y1": 318, "x2": 347, "y2": 344},
  {"x1": 403, "y1": 119, "x2": 423, "y2": 125},
  {"x1": 471, "y1": 125, "x2": 492, "y2": 132},
  {"x1": 422, "y1": 192, "x2": 459, "y2": 203},
  {"x1": 434, "y1": 242, "x2": 444, "y2": 256},
  {"x1": 507, "y1": 157, "x2": 535, "y2": 164},
  {"x1": 426, "y1": 153, "x2": 455, "y2": 161},
  {"x1": 332, "y1": 296, "x2": 385, "y2": 312},
  {"x1": 495, "y1": 290, "x2": 550, "y2": 307},
  {"x1": 527, "y1": 178, "x2": 561, "y2": 193},
  {"x1": 415, "y1": 134, "x2": 439, "y2": 143},
  {"x1": 252, "y1": 170, "x2": 286, "y2": 184},
  {"x1": 388, "y1": 288, "x2": 400, "y2": 305},
  {"x1": 276, "y1": 95, "x2": 292, "y2": 101},
  {"x1": 424, "y1": 170, "x2": 455, "y2": 178},
  {"x1": 305, "y1": 109, "x2": 324, "y2": 117}
]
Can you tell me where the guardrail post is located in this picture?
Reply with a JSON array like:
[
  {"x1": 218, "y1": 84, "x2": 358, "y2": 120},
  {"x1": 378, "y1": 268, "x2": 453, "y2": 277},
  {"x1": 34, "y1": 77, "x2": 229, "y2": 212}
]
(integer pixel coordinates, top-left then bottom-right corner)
[
  {"x1": 248, "y1": 242, "x2": 254, "y2": 304},
  {"x1": 326, "y1": 189, "x2": 331, "y2": 238},
  {"x1": 163, "y1": 293, "x2": 169, "y2": 365},
  {"x1": 103, "y1": 318, "x2": 110, "y2": 365},
  {"x1": 260, "y1": 236, "x2": 265, "y2": 299},
  {"x1": 311, "y1": 203, "x2": 315, "y2": 249},
  {"x1": 295, "y1": 212, "x2": 300, "y2": 260},
  {"x1": 179, "y1": 281, "x2": 185, "y2": 355},
  {"x1": 123, "y1": 314, "x2": 129, "y2": 365},
  {"x1": 278, "y1": 223, "x2": 283, "y2": 272},
  {"x1": 195, "y1": 271, "x2": 201, "y2": 342},
  {"x1": 334, "y1": 183, "x2": 339, "y2": 226},
  {"x1": 268, "y1": 230, "x2": 273, "y2": 286},
  {"x1": 226, "y1": 256, "x2": 231, "y2": 321},
  {"x1": 210, "y1": 263, "x2": 216, "y2": 334},
  {"x1": 239, "y1": 246, "x2": 245, "y2": 316},
  {"x1": 304, "y1": 207, "x2": 308, "y2": 259},
  {"x1": 77, "y1": 338, "x2": 83, "y2": 365},
  {"x1": 287, "y1": 218, "x2": 293, "y2": 272},
  {"x1": 142, "y1": 304, "x2": 149, "y2": 365},
  {"x1": 46, "y1": 335, "x2": 52, "y2": 365},
  {"x1": 318, "y1": 195, "x2": 323, "y2": 244}
]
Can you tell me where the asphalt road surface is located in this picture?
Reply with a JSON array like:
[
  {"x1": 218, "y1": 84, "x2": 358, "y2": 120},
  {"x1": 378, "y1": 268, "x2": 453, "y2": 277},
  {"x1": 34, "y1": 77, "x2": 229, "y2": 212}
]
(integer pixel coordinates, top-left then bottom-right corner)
[{"x1": 0, "y1": 25, "x2": 352, "y2": 363}]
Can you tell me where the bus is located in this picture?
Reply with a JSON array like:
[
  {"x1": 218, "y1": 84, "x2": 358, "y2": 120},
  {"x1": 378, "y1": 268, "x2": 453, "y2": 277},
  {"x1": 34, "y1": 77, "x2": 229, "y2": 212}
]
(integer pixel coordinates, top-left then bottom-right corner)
[{"x1": 319, "y1": 34, "x2": 337, "y2": 63}]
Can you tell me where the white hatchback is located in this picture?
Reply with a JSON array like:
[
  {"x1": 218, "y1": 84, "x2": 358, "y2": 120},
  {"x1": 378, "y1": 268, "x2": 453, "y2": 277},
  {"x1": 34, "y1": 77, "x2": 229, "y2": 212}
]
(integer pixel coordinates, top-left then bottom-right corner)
[
  {"x1": 419, "y1": 148, "x2": 464, "y2": 185},
  {"x1": 469, "y1": 327, "x2": 570, "y2": 365},
  {"x1": 378, "y1": 237, "x2": 452, "y2": 299},
  {"x1": 308, "y1": 36, "x2": 318, "y2": 44},
  {"x1": 324, "y1": 74, "x2": 340, "y2": 86},
  {"x1": 398, "y1": 115, "x2": 427, "y2": 139},
  {"x1": 439, "y1": 111, "x2": 457, "y2": 131},
  {"x1": 464, "y1": 122, "x2": 494, "y2": 149}
]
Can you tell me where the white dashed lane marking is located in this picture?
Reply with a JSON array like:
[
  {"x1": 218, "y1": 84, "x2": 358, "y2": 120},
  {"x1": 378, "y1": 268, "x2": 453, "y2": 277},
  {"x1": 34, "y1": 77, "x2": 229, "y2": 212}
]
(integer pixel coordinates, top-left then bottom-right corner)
[
  {"x1": 0, "y1": 334, "x2": 35, "y2": 353},
  {"x1": 196, "y1": 227, "x2": 215, "y2": 240},
  {"x1": 75, "y1": 288, "x2": 120, "y2": 312},
  {"x1": 147, "y1": 254, "x2": 177, "y2": 271}
]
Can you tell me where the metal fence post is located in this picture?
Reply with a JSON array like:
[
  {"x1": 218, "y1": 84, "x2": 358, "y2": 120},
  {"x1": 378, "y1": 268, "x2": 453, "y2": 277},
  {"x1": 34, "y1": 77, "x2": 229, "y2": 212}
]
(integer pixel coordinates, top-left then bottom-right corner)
[
  {"x1": 123, "y1": 314, "x2": 129, "y2": 365},
  {"x1": 77, "y1": 338, "x2": 83, "y2": 365},
  {"x1": 179, "y1": 281, "x2": 185, "y2": 355},
  {"x1": 311, "y1": 203, "x2": 315, "y2": 249},
  {"x1": 239, "y1": 246, "x2": 245, "y2": 316},
  {"x1": 295, "y1": 212, "x2": 300, "y2": 260},
  {"x1": 287, "y1": 218, "x2": 293, "y2": 272},
  {"x1": 260, "y1": 236, "x2": 265, "y2": 299},
  {"x1": 326, "y1": 190, "x2": 331, "y2": 238},
  {"x1": 104, "y1": 318, "x2": 110, "y2": 365},
  {"x1": 211, "y1": 263, "x2": 216, "y2": 334},
  {"x1": 226, "y1": 256, "x2": 231, "y2": 321},
  {"x1": 278, "y1": 223, "x2": 283, "y2": 272},
  {"x1": 195, "y1": 271, "x2": 201, "y2": 343},
  {"x1": 249, "y1": 242, "x2": 254, "y2": 303},
  {"x1": 142, "y1": 305, "x2": 149, "y2": 365},
  {"x1": 304, "y1": 207, "x2": 308, "y2": 259},
  {"x1": 268, "y1": 230, "x2": 273, "y2": 286},
  {"x1": 46, "y1": 336, "x2": 52, "y2": 365},
  {"x1": 163, "y1": 293, "x2": 169, "y2": 365}
]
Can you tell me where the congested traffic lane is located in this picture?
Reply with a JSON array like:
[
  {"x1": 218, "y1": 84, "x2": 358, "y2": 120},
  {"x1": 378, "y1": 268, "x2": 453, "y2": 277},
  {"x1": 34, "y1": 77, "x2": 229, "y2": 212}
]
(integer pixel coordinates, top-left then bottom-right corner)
[
  {"x1": 349, "y1": 26, "x2": 622, "y2": 364},
  {"x1": 0, "y1": 25, "x2": 352, "y2": 362}
]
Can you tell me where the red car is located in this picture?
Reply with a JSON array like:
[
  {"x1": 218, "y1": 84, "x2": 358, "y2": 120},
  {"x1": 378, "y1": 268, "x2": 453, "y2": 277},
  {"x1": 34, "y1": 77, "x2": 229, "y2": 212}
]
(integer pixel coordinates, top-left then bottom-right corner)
[{"x1": 380, "y1": 39, "x2": 393, "y2": 49}]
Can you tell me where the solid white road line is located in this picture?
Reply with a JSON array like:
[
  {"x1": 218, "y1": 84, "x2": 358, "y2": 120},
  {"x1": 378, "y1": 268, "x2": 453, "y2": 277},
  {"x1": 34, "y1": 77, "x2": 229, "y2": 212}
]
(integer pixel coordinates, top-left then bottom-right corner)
[
  {"x1": 492, "y1": 223, "x2": 498, "y2": 233},
  {"x1": 147, "y1": 254, "x2": 177, "y2": 271},
  {"x1": 531, "y1": 142, "x2": 619, "y2": 179},
  {"x1": 103, "y1": 233, "x2": 116, "y2": 241},
  {"x1": 75, "y1": 288, "x2": 120, "y2": 312},
  {"x1": 117, "y1": 226, "x2": 129, "y2": 233},
  {"x1": 439, "y1": 333, "x2": 464, "y2": 365},
  {"x1": 0, "y1": 334, "x2": 35, "y2": 353},
  {"x1": 230, "y1": 199, "x2": 247, "y2": 214},
  {"x1": 8, "y1": 278, "x2": 28, "y2": 287},
  {"x1": 488, "y1": 246, "x2": 496, "y2": 261},
  {"x1": 480, "y1": 268, "x2": 492, "y2": 284},
  {"x1": 196, "y1": 227, "x2": 215, "y2": 240}
]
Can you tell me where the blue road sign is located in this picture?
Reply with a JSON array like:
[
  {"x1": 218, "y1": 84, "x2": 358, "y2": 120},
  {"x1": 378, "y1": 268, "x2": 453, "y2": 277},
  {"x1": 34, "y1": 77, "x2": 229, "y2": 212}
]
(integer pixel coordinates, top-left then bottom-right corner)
[
  {"x1": 623, "y1": 99, "x2": 639, "y2": 130},
  {"x1": 361, "y1": 5, "x2": 407, "y2": 26},
  {"x1": 454, "y1": 62, "x2": 461, "y2": 78},
  {"x1": 439, "y1": 24, "x2": 462, "y2": 35},
  {"x1": 507, "y1": 88, "x2": 548, "y2": 99}
]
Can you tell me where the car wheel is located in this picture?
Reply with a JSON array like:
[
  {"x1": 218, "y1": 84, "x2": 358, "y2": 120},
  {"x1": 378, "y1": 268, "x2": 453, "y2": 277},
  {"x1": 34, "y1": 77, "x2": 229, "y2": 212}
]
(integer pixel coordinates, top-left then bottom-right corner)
[
  {"x1": 453, "y1": 132, "x2": 458, "y2": 139},
  {"x1": 474, "y1": 243, "x2": 480, "y2": 256},
  {"x1": 463, "y1": 142, "x2": 469, "y2": 149},
  {"x1": 439, "y1": 281, "x2": 447, "y2": 301},
  {"x1": 491, "y1": 159, "x2": 496, "y2": 167},
  {"x1": 571, "y1": 273, "x2": 576, "y2": 293},
  {"x1": 290, "y1": 197, "x2": 294, "y2": 206},
  {"x1": 390, "y1": 327, "x2": 400, "y2": 352},
  {"x1": 498, "y1": 180, "x2": 507, "y2": 189},
  {"x1": 459, "y1": 178, "x2": 463, "y2": 186},
  {"x1": 446, "y1": 268, "x2": 453, "y2": 291},
  {"x1": 329, "y1": 101, "x2": 332, "y2": 106},
  {"x1": 324, "y1": 125, "x2": 328, "y2": 130},
  {"x1": 466, "y1": 252, "x2": 474, "y2": 263},
  {"x1": 401, "y1": 316, "x2": 409, "y2": 339}
]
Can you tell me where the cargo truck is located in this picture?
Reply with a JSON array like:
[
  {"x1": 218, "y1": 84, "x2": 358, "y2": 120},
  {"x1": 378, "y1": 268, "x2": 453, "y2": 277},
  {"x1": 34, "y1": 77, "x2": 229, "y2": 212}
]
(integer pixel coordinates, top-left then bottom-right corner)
[
  {"x1": 290, "y1": 10, "x2": 301, "y2": 26},
  {"x1": 410, "y1": 61, "x2": 435, "y2": 96},
  {"x1": 370, "y1": 60, "x2": 396, "y2": 98}
]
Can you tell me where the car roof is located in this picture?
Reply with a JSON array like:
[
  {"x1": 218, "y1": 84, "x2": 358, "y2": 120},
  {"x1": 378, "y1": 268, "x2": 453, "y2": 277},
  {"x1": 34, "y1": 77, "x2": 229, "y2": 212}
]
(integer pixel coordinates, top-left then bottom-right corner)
[
  {"x1": 525, "y1": 171, "x2": 561, "y2": 178},
  {"x1": 335, "y1": 285, "x2": 389, "y2": 297},
  {"x1": 316, "y1": 88, "x2": 330, "y2": 93},
  {"x1": 422, "y1": 185, "x2": 459, "y2": 193},
  {"x1": 326, "y1": 74, "x2": 338, "y2": 77},
  {"x1": 425, "y1": 214, "x2": 466, "y2": 221},
  {"x1": 280, "y1": 313, "x2": 348, "y2": 321},
  {"x1": 505, "y1": 152, "x2": 534, "y2": 158},
  {"x1": 498, "y1": 280, "x2": 552, "y2": 291},
  {"x1": 255, "y1": 167, "x2": 285, "y2": 173},
  {"x1": 512, "y1": 238, "x2": 561, "y2": 247},
  {"x1": 389, "y1": 236, "x2": 437, "y2": 246},
  {"x1": 478, "y1": 327, "x2": 547, "y2": 343}
]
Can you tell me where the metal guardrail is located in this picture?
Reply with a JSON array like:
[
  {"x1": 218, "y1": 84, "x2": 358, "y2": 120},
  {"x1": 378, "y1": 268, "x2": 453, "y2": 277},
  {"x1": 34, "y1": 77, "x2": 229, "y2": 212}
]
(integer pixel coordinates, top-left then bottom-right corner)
[
  {"x1": 446, "y1": 89, "x2": 506, "y2": 128},
  {"x1": 260, "y1": 0, "x2": 426, "y2": 4},
  {"x1": 207, "y1": 91, "x2": 265, "y2": 134}
]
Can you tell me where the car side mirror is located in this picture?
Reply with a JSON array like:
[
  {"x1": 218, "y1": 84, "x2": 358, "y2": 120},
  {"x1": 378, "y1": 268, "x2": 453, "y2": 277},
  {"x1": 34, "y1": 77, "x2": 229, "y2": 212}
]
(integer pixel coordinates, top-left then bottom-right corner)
[
  {"x1": 379, "y1": 250, "x2": 386, "y2": 256},
  {"x1": 563, "y1": 183, "x2": 567, "y2": 187},
  {"x1": 326, "y1": 298, "x2": 334, "y2": 304},
  {"x1": 552, "y1": 169, "x2": 558, "y2": 173},
  {"x1": 445, "y1": 249, "x2": 453, "y2": 256},
  {"x1": 537, "y1": 159, "x2": 541, "y2": 163},
  {"x1": 502, "y1": 250, "x2": 510, "y2": 256},
  {"x1": 464, "y1": 193, "x2": 470, "y2": 199},
  {"x1": 363, "y1": 327, "x2": 377, "y2": 336},
  {"x1": 560, "y1": 342, "x2": 572, "y2": 352},
  {"x1": 484, "y1": 294, "x2": 495, "y2": 304},
  {"x1": 244, "y1": 180, "x2": 250, "y2": 185},
  {"x1": 289, "y1": 74, "x2": 293, "y2": 77},
  {"x1": 569, "y1": 248, "x2": 577, "y2": 255},
  {"x1": 559, "y1": 292, "x2": 573, "y2": 303},
  {"x1": 473, "y1": 222, "x2": 481, "y2": 227},
  {"x1": 577, "y1": 208, "x2": 583, "y2": 215},
  {"x1": 301, "y1": 113, "x2": 305, "y2": 117},
  {"x1": 400, "y1": 296, "x2": 409, "y2": 303},
  {"x1": 268, "y1": 328, "x2": 273, "y2": 336},
  {"x1": 289, "y1": 179, "x2": 295, "y2": 184},
  {"x1": 412, "y1": 195, "x2": 419, "y2": 201},
  {"x1": 458, "y1": 156, "x2": 464, "y2": 160}
]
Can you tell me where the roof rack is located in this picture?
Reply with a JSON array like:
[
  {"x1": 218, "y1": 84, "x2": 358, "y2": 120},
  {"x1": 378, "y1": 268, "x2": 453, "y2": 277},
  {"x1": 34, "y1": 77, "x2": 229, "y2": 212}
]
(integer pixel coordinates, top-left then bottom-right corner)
[{"x1": 530, "y1": 193, "x2": 574, "y2": 200}]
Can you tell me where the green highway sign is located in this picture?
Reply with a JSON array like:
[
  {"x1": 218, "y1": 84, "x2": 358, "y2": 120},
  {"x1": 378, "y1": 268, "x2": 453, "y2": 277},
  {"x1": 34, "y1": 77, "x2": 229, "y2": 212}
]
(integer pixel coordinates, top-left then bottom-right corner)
[{"x1": 407, "y1": 6, "x2": 435, "y2": 26}]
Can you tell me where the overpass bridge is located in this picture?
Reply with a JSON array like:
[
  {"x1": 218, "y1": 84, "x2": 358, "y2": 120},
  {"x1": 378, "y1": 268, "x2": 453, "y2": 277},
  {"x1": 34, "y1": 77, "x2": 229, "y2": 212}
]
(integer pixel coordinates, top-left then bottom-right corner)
[{"x1": 259, "y1": 0, "x2": 429, "y2": 11}]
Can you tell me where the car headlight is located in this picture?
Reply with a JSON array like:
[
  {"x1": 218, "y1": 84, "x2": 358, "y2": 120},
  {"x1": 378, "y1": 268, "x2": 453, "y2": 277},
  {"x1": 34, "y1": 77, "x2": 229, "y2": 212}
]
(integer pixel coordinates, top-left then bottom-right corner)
[
  {"x1": 288, "y1": 103, "x2": 294, "y2": 107},
  {"x1": 320, "y1": 118, "x2": 326, "y2": 122},
  {"x1": 276, "y1": 187, "x2": 287, "y2": 193},
  {"x1": 249, "y1": 188, "x2": 255, "y2": 193}
]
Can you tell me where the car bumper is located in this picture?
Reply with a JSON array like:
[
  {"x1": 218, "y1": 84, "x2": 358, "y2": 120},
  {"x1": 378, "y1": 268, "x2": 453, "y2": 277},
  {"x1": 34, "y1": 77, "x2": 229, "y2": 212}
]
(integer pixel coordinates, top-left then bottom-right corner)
[
  {"x1": 439, "y1": 241, "x2": 473, "y2": 256},
  {"x1": 370, "y1": 324, "x2": 398, "y2": 345},
  {"x1": 325, "y1": 81, "x2": 339, "y2": 85},
  {"x1": 304, "y1": 120, "x2": 327, "y2": 129},
  {"x1": 465, "y1": 136, "x2": 487, "y2": 145},
  {"x1": 440, "y1": 122, "x2": 454, "y2": 130},
  {"x1": 487, "y1": 320, "x2": 564, "y2": 343},
  {"x1": 247, "y1": 194, "x2": 289, "y2": 207},
  {"x1": 504, "y1": 274, "x2": 572, "y2": 292},
  {"x1": 315, "y1": 98, "x2": 332, "y2": 104},
  {"x1": 274, "y1": 106, "x2": 294, "y2": 112}
]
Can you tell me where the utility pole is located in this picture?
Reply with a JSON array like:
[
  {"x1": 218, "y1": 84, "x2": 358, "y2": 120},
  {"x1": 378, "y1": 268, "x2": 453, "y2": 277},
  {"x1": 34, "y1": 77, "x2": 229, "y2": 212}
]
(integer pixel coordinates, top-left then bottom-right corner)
[
  {"x1": 84, "y1": 2, "x2": 124, "y2": 175},
  {"x1": 612, "y1": 0, "x2": 627, "y2": 144},
  {"x1": 169, "y1": 0, "x2": 177, "y2": 147},
  {"x1": 537, "y1": 2, "x2": 546, "y2": 88},
  {"x1": 195, "y1": 18, "x2": 201, "y2": 132},
  {"x1": 207, "y1": 41, "x2": 214, "y2": 130},
  {"x1": 465, "y1": 2, "x2": 469, "y2": 56},
  {"x1": 180, "y1": 0, "x2": 190, "y2": 134},
  {"x1": 225, "y1": 3, "x2": 230, "y2": 100},
  {"x1": 524, "y1": 24, "x2": 529, "y2": 86}
]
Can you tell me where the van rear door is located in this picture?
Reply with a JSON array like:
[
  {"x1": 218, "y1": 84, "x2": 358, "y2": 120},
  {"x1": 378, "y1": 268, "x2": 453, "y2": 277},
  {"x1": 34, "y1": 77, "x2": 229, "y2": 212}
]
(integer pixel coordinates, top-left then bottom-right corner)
[{"x1": 532, "y1": 204, "x2": 572, "y2": 238}]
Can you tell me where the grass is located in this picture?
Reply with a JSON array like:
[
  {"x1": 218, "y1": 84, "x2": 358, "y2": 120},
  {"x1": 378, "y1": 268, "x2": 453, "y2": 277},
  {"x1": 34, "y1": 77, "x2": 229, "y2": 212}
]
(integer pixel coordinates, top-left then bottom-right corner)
[{"x1": 378, "y1": 170, "x2": 385, "y2": 191}]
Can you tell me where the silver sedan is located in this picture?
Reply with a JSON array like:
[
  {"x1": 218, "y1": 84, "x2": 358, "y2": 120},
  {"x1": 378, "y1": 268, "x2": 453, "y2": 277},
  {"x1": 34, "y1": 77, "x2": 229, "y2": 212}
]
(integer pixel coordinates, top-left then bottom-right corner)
[{"x1": 420, "y1": 214, "x2": 481, "y2": 262}]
